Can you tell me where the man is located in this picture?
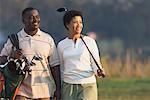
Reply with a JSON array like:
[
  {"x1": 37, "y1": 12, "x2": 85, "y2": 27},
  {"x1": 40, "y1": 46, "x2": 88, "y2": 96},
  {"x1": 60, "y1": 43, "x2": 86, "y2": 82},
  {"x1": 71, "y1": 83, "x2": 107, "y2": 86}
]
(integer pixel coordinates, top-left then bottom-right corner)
[{"x1": 0, "y1": 7, "x2": 61, "y2": 100}]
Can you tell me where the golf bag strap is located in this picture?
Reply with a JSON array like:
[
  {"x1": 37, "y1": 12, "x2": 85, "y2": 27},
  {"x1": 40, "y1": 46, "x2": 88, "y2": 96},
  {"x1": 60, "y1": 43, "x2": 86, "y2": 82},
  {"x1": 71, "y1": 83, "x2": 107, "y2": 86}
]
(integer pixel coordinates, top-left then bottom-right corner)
[
  {"x1": 8, "y1": 34, "x2": 19, "y2": 50},
  {"x1": 80, "y1": 35, "x2": 102, "y2": 71}
]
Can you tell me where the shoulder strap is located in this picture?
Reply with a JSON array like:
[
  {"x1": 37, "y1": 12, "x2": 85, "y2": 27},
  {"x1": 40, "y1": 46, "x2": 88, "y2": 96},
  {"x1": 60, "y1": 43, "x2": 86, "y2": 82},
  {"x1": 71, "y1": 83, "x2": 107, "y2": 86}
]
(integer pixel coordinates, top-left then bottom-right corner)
[
  {"x1": 80, "y1": 35, "x2": 102, "y2": 71},
  {"x1": 8, "y1": 34, "x2": 19, "y2": 50}
]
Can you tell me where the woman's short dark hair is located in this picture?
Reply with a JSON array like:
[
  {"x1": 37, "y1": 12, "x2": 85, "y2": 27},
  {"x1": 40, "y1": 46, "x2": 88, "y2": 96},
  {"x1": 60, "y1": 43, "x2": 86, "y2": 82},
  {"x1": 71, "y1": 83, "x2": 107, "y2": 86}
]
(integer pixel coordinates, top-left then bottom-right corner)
[{"x1": 63, "y1": 10, "x2": 83, "y2": 30}]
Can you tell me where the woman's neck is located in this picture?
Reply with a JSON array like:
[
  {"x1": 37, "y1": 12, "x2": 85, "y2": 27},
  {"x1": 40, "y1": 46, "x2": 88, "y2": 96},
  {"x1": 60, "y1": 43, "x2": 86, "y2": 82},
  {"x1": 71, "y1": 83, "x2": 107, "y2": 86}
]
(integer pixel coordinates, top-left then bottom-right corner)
[{"x1": 68, "y1": 33, "x2": 81, "y2": 41}]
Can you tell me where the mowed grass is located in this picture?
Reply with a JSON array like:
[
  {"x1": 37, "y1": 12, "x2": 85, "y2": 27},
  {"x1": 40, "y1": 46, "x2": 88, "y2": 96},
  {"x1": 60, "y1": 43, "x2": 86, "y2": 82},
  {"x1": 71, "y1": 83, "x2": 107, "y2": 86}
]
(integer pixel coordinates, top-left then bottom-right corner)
[{"x1": 97, "y1": 78, "x2": 150, "y2": 100}]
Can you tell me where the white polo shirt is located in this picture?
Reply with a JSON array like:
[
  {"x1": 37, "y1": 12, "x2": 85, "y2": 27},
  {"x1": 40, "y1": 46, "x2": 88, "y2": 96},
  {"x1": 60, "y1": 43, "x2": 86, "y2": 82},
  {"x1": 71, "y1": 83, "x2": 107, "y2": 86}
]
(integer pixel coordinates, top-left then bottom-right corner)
[
  {"x1": 0, "y1": 28, "x2": 60, "y2": 98},
  {"x1": 57, "y1": 35, "x2": 102, "y2": 84}
]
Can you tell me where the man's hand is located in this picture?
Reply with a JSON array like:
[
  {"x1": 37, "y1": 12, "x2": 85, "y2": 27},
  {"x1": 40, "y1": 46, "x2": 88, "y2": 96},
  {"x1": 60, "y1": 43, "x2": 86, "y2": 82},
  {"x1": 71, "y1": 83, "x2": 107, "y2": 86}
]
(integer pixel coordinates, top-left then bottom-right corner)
[
  {"x1": 10, "y1": 49, "x2": 22, "y2": 59},
  {"x1": 97, "y1": 68, "x2": 105, "y2": 78},
  {"x1": 54, "y1": 89, "x2": 61, "y2": 100},
  {"x1": 50, "y1": 65, "x2": 61, "y2": 100}
]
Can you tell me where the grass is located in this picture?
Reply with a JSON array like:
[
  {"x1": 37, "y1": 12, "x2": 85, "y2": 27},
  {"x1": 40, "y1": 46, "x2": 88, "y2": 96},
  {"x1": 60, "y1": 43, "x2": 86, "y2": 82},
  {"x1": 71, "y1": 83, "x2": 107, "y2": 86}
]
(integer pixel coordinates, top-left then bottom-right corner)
[{"x1": 97, "y1": 78, "x2": 150, "y2": 100}]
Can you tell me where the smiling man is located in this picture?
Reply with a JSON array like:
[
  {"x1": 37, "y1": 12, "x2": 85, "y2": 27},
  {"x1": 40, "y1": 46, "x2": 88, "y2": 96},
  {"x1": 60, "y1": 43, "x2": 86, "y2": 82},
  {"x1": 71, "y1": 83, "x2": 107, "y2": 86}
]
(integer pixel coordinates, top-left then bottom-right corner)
[{"x1": 0, "y1": 7, "x2": 61, "y2": 100}]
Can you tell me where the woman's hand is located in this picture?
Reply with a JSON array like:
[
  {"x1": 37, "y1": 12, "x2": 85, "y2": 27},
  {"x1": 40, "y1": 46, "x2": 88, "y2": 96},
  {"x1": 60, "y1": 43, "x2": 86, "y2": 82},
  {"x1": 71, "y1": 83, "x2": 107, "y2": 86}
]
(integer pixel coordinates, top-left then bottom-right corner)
[{"x1": 97, "y1": 68, "x2": 105, "y2": 78}]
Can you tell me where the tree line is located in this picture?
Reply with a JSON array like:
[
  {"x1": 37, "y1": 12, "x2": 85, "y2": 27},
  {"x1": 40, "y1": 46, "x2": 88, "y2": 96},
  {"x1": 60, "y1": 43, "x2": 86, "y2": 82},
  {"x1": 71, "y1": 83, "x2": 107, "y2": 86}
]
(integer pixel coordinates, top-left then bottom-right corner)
[{"x1": 0, "y1": 0, "x2": 150, "y2": 48}]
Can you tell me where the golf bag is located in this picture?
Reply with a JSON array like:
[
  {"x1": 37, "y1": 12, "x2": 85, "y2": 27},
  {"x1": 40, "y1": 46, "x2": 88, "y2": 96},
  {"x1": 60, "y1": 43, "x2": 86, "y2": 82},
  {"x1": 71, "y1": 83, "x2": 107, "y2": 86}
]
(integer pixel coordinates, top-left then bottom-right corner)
[{"x1": 0, "y1": 34, "x2": 25, "y2": 100}]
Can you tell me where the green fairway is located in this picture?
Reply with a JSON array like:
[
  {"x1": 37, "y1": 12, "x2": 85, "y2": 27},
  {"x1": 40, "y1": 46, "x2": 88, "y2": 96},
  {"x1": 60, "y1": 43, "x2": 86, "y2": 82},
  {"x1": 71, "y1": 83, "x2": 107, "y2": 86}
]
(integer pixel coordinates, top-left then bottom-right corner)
[{"x1": 97, "y1": 78, "x2": 150, "y2": 100}]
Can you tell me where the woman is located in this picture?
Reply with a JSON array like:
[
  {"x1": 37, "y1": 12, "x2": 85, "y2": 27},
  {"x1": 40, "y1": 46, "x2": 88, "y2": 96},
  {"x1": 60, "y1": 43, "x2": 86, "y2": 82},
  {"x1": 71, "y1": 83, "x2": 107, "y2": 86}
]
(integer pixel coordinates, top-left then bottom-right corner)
[{"x1": 57, "y1": 8, "x2": 105, "y2": 100}]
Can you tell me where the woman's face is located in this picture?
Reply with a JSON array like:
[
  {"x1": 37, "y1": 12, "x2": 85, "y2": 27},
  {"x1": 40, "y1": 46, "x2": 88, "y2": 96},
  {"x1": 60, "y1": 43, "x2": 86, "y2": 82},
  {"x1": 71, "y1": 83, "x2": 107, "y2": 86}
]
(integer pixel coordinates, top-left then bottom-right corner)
[{"x1": 67, "y1": 16, "x2": 83, "y2": 35}]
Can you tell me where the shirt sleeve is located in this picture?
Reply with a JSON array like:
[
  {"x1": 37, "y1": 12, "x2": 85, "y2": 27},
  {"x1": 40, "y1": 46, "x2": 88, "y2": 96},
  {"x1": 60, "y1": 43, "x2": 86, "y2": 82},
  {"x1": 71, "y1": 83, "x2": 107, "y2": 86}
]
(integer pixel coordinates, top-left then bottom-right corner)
[
  {"x1": 48, "y1": 38, "x2": 60, "y2": 67},
  {"x1": 0, "y1": 39, "x2": 13, "y2": 56},
  {"x1": 57, "y1": 43, "x2": 64, "y2": 80}
]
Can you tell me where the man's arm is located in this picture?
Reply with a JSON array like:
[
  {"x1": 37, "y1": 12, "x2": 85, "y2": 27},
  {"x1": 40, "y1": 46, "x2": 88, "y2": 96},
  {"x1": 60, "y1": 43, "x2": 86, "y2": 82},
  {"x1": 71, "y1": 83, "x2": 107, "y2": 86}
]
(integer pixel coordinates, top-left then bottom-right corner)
[
  {"x1": 0, "y1": 49, "x2": 23, "y2": 65},
  {"x1": 50, "y1": 65, "x2": 61, "y2": 99}
]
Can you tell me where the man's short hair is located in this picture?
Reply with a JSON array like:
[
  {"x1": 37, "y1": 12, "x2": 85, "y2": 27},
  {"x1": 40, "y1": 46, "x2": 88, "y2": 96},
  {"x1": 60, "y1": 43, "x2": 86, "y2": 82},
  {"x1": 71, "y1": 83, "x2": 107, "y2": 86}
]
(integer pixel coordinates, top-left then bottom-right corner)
[{"x1": 22, "y1": 7, "x2": 38, "y2": 17}]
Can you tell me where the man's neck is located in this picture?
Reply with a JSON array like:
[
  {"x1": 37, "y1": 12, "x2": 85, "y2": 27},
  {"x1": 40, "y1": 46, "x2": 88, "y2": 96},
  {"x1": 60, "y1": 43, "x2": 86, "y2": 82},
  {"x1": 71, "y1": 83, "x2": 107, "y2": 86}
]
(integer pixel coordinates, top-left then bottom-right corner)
[{"x1": 24, "y1": 28, "x2": 38, "y2": 36}]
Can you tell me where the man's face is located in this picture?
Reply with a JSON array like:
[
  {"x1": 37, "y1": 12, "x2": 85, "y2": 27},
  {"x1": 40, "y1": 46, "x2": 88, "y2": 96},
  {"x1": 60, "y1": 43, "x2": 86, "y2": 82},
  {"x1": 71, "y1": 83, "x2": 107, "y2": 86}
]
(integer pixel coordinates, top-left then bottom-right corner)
[{"x1": 23, "y1": 10, "x2": 40, "y2": 31}]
